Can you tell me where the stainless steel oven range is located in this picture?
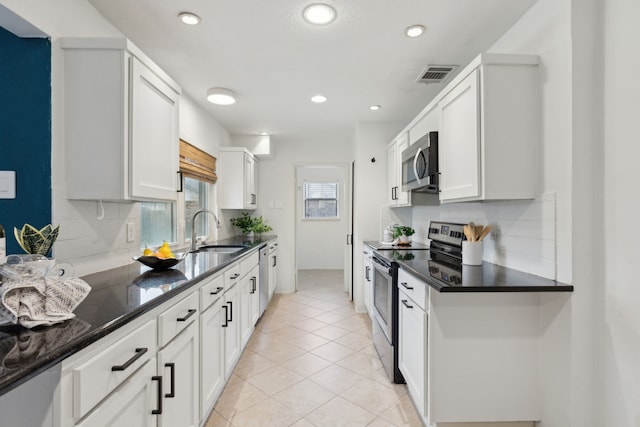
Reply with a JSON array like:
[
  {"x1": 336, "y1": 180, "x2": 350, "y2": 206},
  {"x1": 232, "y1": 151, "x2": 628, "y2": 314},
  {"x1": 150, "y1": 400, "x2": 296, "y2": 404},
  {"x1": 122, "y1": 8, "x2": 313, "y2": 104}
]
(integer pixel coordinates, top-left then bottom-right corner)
[{"x1": 371, "y1": 251, "x2": 405, "y2": 383}]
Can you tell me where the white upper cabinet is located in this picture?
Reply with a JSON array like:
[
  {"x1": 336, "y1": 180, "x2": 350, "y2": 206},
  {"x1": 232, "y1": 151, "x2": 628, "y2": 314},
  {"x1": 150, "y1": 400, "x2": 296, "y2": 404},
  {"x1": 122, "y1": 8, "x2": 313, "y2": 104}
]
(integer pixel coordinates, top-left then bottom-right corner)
[
  {"x1": 387, "y1": 133, "x2": 410, "y2": 207},
  {"x1": 438, "y1": 53, "x2": 539, "y2": 203},
  {"x1": 62, "y1": 38, "x2": 181, "y2": 202},
  {"x1": 219, "y1": 147, "x2": 258, "y2": 210}
]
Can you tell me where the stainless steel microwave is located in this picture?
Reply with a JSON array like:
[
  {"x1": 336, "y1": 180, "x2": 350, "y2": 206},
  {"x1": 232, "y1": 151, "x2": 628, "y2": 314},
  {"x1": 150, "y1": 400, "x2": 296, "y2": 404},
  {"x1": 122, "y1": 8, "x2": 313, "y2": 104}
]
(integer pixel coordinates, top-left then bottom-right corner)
[{"x1": 401, "y1": 131, "x2": 439, "y2": 193}]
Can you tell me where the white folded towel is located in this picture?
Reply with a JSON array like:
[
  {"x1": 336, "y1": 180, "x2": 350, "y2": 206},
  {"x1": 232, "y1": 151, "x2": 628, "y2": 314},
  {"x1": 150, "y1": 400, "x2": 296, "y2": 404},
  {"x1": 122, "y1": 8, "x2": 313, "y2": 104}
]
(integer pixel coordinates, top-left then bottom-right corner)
[{"x1": 0, "y1": 276, "x2": 91, "y2": 328}]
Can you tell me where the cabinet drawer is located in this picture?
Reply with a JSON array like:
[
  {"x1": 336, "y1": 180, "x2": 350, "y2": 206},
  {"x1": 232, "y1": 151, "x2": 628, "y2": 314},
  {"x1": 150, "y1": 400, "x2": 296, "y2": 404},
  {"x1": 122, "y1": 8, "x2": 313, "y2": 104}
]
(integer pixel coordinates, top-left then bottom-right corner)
[
  {"x1": 398, "y1": 268, "x2": 429, "y2": 311},
  {"x1": 224, "y1": 263, "x2": 241, "y2": 283},
  {"x1": 200, "y1": 273, "x2": 225, "y2": 312},
  {"x1": 240, "y1": 251, "x2": 259, "y2": 278},
  {"x1": 72, "y1": 319, "x2": 157, "y2": 421},
  {"x1": 158, "y1": 291, "x2": 199, "y2": 347}
]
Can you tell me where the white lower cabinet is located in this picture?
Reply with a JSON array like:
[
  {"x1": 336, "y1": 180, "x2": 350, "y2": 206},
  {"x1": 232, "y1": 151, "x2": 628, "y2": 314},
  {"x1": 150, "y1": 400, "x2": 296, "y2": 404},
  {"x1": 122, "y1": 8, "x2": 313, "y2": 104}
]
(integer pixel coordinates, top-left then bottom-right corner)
[
  {"x1": 199, "y1": 275, "x2": 225, "y2": 420},
  {"x1": 75, "y1": 358, "x2": 158, "y2": 427},
  {"x1": 223, "y1": 281, "x2": 241, "y2": 378},
  {"x1": 397, "y1": 269, "x2": 429, "y2": 422},
  {"x1": 156, "y1": 320, "x2": 199, "y2": 427}
]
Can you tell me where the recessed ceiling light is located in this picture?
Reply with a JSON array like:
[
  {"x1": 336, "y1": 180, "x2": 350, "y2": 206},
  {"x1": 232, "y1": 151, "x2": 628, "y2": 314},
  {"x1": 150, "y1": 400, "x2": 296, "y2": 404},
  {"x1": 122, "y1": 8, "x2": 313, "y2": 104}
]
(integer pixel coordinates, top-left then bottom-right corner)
[
  {"x1": 207, "y1": 88, "x2": 236, "y2": 105},
  {"x1": 260, "y1": 132, "x2": 269, "y2": 136},
  {"x1": 311, "y1": 94, "x2": 327, "y2": 103},
  {"x1": 302, "y1": 4, "x2": 337, "y2": 25},
  {"x1": 369, "y1": 105, "x2": 381, "y2": 111},
  {"x1": 405, "y1": 25, "x2": 425, "y2": 38},
  {"x1": 179, "y1": 12, "x2": 201, "y2": 26}
]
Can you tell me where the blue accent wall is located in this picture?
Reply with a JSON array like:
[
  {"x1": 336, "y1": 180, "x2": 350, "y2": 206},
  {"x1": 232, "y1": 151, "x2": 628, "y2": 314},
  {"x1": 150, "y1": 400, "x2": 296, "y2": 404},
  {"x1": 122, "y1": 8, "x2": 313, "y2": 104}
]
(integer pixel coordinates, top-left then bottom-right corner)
[{"x1": 0, "y1": 27, "x2": 51, "y2": 255}]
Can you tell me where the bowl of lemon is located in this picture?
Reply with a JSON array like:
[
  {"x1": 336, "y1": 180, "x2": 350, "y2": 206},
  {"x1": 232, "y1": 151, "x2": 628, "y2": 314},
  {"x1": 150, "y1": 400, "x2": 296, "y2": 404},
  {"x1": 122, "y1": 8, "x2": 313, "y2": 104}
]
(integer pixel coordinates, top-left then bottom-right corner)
[{"x1": 133, "y1": 241, "x2": 186, "y2": 270}]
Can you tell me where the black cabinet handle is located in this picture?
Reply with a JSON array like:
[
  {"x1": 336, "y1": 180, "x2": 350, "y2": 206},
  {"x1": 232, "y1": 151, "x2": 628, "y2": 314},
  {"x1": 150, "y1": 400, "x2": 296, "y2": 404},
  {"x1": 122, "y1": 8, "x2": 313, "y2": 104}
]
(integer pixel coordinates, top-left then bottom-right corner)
[
  {"x1": 365, "y1": 266, "x2": 370, "y2": 281},
  {"x1": 165, "y1": 363, "x2": 175, "y2": 398},
  {"x1": 222, "y1": 305, "x2": 229, "y2": 327},
  {"x1": 402, "y1": 299, "x2": 414, "y2": 309},
  {"x1": 230, "y1": 273, "x2": 240, "y2": 280},
  {"x1": 177, "y1": 171, "x2": 183, "y2": 193},
  {"x1": 111, "y1": 347, "x2": 148, "y2": 371},
  {"x1": 151, "y1": 375, "x2": 163, "y2": 415},
  {"x1": 400, "y1": 282, "x2": 414, "y2": 290},
  {"x1": 228, "y1": 301, "x2": 233, "y2": 322},
  {"x1": 272, "y1": 256, "x2": 277, "y2": 267},
  {"x1": 177, "y1": 309, "x2": 196, "y2": 322},
  {"x1": 210, "y1": 286, "x2": 224, "y2": 295},
  {"x1": 250, "y1": 277, "x2": 257, "y2": 294}
]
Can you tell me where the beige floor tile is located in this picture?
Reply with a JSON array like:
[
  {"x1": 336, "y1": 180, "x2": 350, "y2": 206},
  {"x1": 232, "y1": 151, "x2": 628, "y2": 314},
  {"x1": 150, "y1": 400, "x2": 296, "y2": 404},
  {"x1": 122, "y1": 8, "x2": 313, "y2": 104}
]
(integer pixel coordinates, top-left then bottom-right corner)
[
  {"x1": 246, "y1": 332, "x2": 288, "y2": 353},
  {"x1": 337, "y1": 351, "x2": 384, "y2": 377},
  {"x1": 214, "y1": 382, "x2": 268, "y2": 419},
  {"x1": 314, "y1": 311, "x2": 348, "y2": 324},
  {"x1": 226, "y1": 397, "x2": 302, "y2": 427},
  {"x1": 290, "y1": 419, "x2": 316, "y2": 427},
  {"x1": 293, "y1": 317, "x2": 328, "y2": 332},
  {"x1": 246, "y1": 365, "x2": 304, "y2": 395},
  {"x1": 204, "y1": 409, "x2": 231, "y2": 427},
  {"x1": 311, "y1": 340, "x2": 357, "y2": 363},
  {"x1": 281, "y1": 352, "x2": 333, "y2": 378},
  {"x1": 367, "y1": 417, "x2": 400, "y2": 427},
  {"x1": 335, "y1": 331, "x2": 377, "y2": 350},
  {"x1": 312, "y1": 324, "x2": 352, "y2": 340},
  {"x1": 309, "y1": 364, "x2": 365, "y2": 394},
  {"x1": 272, "y1": 379, "x2": 336, "y2": 417},
  {"x1": 297, "y1": 306, "x2": 326, "y2": 317},
  {"x1": 233, "y1": 349, "x2": 278, "y2": 380},
  {"x1": 339, "y1": 314, "x2": 373, "y2": 333},
  {"x1": 379, "y1": 393, "x2": 425, "y2": 427},
  {"x1": 304, "y1": 396, "x2": 377, "y2": 427},
  {"x1": 263, "y1": 324, "x2": 308, "y2": 341},
  {"x1": 341, "y1": 378, "x2": 406, "y2": 415},
  {"x1": 283, "y1": 331, "x2": 330, "y2": 351},
  {"x1": 367, "y1": 368, "x2": 409, "y2": 395},
  {"x1": 222, "y1": 373, "x2": 245, "y2": 393},
  {"x1": 257, "y1": 339, "x2": 306, "y2": 364}
]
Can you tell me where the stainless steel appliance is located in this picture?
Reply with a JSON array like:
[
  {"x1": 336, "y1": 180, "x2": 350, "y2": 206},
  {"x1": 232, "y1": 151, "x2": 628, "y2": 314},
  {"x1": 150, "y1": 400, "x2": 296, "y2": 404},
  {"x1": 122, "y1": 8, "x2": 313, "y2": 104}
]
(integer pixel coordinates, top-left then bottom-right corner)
[
  {"x1": 371, "y1": 252, "x2": 404, "y2": 383},
  {"x1": 258, "y1": 244, "x2": 269, "y2": 318},
  {"x1": 401, "y1": 131, "x2": 439, "y2": 193},
  {"x1": 426, "y1": 221, "x2": 466, "y2": 285}
]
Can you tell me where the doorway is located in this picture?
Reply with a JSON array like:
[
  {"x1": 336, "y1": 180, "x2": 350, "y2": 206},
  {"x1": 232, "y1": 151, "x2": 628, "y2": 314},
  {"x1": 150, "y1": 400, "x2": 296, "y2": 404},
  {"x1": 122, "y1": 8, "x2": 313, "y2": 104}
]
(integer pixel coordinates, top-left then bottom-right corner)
[{"x1": 294, "y1": 164, "x2": 352, "y2": 296}]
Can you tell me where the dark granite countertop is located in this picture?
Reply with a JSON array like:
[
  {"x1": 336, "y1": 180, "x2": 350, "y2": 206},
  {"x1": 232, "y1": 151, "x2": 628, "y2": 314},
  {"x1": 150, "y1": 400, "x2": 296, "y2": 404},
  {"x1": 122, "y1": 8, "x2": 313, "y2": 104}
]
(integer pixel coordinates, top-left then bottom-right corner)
[
  {"x1": 0, "y1": 235, "x2": 276, "y2": 397},
  {"x1": 363, "y1": 240, "x2": 429, "y2": 250},
  {"x1": 375, "y1": 249, "x2": 573, "y2": 292}
]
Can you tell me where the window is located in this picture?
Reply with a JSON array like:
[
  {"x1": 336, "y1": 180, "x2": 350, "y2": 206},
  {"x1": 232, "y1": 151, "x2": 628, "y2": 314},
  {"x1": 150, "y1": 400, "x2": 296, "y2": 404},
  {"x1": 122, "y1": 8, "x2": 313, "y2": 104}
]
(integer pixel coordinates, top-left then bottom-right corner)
[
  {"x1": 140, "y1": 202, "x2": 176, "y2": 248},
  {"x1": 304, "y1": 182, "x2": 339, "y2": 219},
  {"x1": 184, "y1": 177, "x2": 209, "y2": 242}
]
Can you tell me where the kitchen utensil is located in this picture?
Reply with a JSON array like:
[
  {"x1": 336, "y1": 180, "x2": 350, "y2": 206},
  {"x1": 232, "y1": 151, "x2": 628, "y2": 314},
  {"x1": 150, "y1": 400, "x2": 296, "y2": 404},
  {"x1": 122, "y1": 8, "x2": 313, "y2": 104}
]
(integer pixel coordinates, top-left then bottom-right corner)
[
  {"x1": 475, "y1": 224, "x2": 484, "y2": 240},
  {"x1": 478, "y1": 225, "x2": 492, "y2": 241}
]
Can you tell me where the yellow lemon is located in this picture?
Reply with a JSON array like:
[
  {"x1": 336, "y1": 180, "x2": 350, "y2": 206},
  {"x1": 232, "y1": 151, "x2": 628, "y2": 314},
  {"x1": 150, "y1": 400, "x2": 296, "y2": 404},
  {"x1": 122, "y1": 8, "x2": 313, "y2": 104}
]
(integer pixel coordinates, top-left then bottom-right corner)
[
  {"x1": 143, "y1": 247, "x2": 153, "y2": 256},
  {"x1": 158, "y1": 246, "x2": 174, "y2": 259}
]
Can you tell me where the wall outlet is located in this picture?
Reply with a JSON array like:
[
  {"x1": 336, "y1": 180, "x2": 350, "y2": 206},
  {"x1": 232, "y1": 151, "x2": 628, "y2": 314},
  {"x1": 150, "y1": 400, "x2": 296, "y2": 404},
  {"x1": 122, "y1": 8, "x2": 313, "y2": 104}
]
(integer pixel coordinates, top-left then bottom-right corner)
[{"x1": 126, "y1": 223, "x2": 135, "y2": 242}]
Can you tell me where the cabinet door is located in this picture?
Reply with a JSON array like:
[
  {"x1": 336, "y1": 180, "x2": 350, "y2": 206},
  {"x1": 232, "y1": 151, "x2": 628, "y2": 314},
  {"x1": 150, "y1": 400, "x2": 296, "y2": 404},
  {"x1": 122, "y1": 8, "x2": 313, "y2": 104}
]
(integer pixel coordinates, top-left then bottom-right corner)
[
  {"x1": 244, "y1": 154, "x2": 257, "y2": 209},
  {"x1": 200, "y1": 298, "x2": 225, "y2": 420},
  {"x1": 223, "y1": 283, "x2": 241, "y2": 377},
  {"x1": 130, "y1": 57, "x2": 179, "y2": 201},
  {"x1": 268, "y1": 245, "x2": 278, "y2": 300},
  {"x1": 157, "y1": 321, "x2": 199, "y2": 427},
  {"x1": 239, "y1": 273, "x2": 253, "y2": 348},
  {"x1": 386, "y1": 142, "x2": 398, "y2": 205},
  {"x1": 395, "y1": 135, "x2": 410, "y2": 206},
  {"x1": 398, "y1": 289, "x2": 428, "y2": 420},
  {"x1": 76, "y1": 359, "x2": 158, "y2": 427},
  {"x1": 439, "y1": 69, "x2": 481, "y2": 202}
]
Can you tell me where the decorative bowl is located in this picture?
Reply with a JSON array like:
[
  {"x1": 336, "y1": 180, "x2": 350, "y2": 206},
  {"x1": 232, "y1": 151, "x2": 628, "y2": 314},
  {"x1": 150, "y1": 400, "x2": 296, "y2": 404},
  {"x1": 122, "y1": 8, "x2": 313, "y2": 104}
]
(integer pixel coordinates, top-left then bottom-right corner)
[{"x1": 133, "y1": 253, "x2": 186, "y2": 270}]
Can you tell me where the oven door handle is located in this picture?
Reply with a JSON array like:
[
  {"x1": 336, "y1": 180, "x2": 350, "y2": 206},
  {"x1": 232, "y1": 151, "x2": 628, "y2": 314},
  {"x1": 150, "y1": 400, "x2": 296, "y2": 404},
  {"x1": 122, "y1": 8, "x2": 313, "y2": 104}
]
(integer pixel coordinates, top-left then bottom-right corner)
[{"x1": 372, "y1": 257, "x2": 392, "y2": 276}]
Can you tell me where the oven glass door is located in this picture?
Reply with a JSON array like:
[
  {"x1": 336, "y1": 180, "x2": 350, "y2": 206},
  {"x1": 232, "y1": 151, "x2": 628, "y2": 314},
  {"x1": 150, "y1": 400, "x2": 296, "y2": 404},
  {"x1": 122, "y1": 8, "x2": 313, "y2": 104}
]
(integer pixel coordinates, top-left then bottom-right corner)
[{"x1": 372, "y1": 257, "x2": 393, "y2": 341}]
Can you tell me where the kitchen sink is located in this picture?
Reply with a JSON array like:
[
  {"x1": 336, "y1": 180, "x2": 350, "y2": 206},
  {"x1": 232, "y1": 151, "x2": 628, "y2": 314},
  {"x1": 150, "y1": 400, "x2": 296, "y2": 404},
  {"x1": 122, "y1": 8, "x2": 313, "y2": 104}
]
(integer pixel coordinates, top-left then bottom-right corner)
[{"x1": 194, "y1": 245, "x2": 247, "y2": 254}]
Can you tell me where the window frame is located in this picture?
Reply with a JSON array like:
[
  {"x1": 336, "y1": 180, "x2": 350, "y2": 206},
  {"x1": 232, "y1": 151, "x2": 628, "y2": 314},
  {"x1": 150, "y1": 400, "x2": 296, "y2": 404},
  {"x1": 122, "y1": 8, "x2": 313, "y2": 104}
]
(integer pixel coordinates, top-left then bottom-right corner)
[{"x1": 302, "y1": 181, "x2": 340, "y2": 220}]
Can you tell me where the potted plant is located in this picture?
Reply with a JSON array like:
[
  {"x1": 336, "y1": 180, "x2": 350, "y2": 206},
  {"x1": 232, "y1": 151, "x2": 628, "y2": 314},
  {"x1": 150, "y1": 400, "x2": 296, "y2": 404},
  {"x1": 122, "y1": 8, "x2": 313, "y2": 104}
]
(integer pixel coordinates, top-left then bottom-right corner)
[
  {"x1": 230, "y1": 213, "x2": 273, "y2": 237},
  {"x1": 393, "y1": 225, "x2": 415, "y2": 244}
]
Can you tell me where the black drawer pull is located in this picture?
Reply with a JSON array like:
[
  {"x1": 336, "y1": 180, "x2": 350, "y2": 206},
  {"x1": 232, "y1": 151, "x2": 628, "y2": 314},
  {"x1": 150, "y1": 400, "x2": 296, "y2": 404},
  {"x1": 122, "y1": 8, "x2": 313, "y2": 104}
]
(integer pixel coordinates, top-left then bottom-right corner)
[
  {"x1": 230, "y1": 273, "x2": 240, "y2": 279},
  {"x1": 111, "y1": 347, "x2": 148, "y2": 371},
  {"x1": 222, "y1": 305, "x2": 229, "y2": 327},
  {"x1": 400, "y1": 282, "x2": 414, "y2": 290},
  {"x1": 151, "y1": 375, "x2": 163, "y2": 415},
  {"x1": 250, "y1": 277, "x2": 257, "y2": 294},
  {"x1": 165, "y1": 362, "x2": 175, "y2": 398},
  {"x1": 210, "y1": 286, "x2": 224, "y2": 295},
  {"x1": 228, "y1": 301, "x2": 233, "y2": 322},
  {"x1": 401, "y1": 299, "x2": 414, "y2": 309},
  {"x1": 177, "y1": 309, "x2": 197, "y2": 322}
]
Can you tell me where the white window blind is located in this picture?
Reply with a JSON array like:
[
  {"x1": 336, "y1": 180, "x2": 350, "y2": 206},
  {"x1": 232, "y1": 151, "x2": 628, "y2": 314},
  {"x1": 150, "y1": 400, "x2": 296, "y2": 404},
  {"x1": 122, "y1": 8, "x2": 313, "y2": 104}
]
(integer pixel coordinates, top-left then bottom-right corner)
[{"x1": 304, "y1": 182, "x2": 338, "y2": 218}]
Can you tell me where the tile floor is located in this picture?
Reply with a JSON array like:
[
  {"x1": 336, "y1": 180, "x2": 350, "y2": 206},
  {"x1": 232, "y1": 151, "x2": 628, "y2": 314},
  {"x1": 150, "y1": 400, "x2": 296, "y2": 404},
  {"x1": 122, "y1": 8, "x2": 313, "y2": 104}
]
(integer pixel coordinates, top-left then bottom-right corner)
[{"x1": 205, "y1": 269, "x2": 423, "y2": 427}]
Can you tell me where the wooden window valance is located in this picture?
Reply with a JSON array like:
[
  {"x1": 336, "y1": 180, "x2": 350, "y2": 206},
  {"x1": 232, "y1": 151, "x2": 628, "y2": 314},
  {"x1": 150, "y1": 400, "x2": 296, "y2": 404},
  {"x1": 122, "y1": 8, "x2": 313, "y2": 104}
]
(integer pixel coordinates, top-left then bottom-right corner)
[{"x1": 179, "y1": 139, "x2": 217, "y2": 183}]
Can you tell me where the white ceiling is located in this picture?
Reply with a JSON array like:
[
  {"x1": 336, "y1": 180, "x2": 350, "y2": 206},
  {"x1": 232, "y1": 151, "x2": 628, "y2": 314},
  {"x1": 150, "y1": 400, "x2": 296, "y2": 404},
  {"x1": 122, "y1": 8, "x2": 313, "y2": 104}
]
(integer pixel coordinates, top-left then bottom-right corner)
[{"x1": 88, "y1": 0, "x2": 537, "y2": 143}]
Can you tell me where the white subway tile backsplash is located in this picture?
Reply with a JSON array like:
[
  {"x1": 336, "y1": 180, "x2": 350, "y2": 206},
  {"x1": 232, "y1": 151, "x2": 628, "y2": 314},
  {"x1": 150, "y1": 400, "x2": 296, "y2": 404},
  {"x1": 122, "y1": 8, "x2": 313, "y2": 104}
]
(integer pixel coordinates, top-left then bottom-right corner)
[{"x1": 412, "y1": 193, "x2": 557, "y2": 280}]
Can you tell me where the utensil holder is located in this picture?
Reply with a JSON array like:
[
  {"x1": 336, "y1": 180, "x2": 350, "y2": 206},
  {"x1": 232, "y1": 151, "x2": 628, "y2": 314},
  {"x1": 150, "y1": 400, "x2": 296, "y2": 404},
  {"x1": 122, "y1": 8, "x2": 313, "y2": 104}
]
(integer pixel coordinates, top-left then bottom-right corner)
[{"x1": 462, "y1": 241, "x2": 483, "y2": 265}]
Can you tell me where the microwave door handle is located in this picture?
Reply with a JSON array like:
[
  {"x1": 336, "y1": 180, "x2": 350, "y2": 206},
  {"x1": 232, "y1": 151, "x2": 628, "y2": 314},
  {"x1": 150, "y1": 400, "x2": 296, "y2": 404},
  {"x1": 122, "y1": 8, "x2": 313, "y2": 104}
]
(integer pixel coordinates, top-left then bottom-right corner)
[{"x1": 413, "y1": 148, "x2": 423, "y2": 184}]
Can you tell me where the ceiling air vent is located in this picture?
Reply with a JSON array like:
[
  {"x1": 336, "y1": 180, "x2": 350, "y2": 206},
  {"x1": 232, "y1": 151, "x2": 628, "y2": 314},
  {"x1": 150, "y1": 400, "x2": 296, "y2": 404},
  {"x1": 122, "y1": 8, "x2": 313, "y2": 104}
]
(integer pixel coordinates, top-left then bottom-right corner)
[{"x1": 417, "y1": 65, "x2": 458, "y2": 84}]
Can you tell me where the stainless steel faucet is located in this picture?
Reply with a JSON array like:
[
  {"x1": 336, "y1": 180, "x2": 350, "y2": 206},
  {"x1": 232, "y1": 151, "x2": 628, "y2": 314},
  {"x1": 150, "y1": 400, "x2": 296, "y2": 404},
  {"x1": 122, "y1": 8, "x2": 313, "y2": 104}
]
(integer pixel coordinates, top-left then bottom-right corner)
[{"x1": 190, "y1": 209, "x2": 220, "y2": 251}]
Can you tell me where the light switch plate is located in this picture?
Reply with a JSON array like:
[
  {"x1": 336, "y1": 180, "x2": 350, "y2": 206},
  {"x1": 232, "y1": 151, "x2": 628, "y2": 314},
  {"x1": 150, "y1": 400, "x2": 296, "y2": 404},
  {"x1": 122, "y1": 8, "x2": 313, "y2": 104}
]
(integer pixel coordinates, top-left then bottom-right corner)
[
  {"x1": 0, "y1": 171, "x2": 16, "y2": 199},
  {"x1": 127, "y1": 223, "x2": 135, "y2": 242}
]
